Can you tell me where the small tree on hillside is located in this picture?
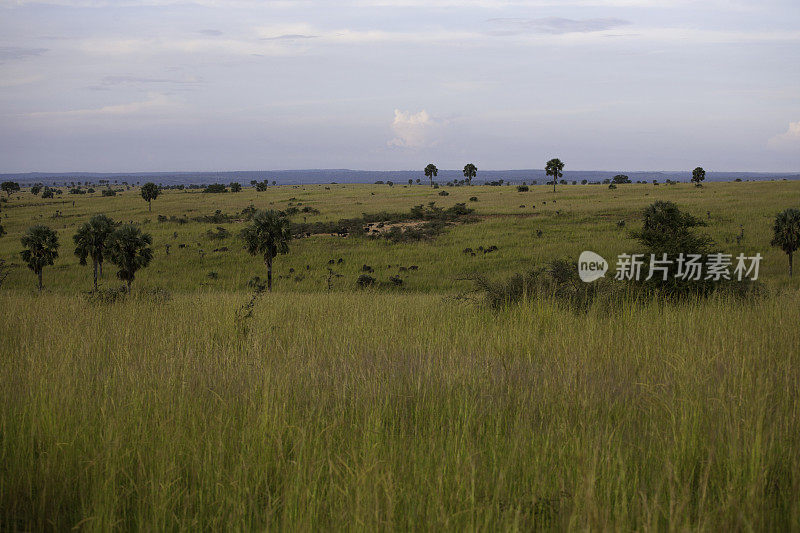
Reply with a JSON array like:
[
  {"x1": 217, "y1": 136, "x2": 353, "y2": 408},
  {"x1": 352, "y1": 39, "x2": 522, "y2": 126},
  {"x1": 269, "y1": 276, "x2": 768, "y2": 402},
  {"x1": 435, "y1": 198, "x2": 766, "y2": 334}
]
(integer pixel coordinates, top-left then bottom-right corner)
[
  {"x1": 424, "y1": 164, "x2": 438, "y2": 188},
  {"x1": 771, "y1": 208, "x2": 800, "y2": 276},
  {"x1": 545, "y1": 158, "x2": 564, "y2": 193},
  {"x1": 692, "y1": 167, "x2": 706, "y2": 186},
  {"x1": 240, "y1": 209, "x2": 291, "y2": 291},
  {"x1": 140, "y1": 182, "x2": 160, "y2": 211},
  {"x1": 612, "y1": 174, "x2": 631, "y2": 184},
  {"x1": 20, "y1": 225, "x2": 59, "y2": 290},
  {"x1": 106, "y1": 225, "x2": 153, "y2": 290},
  {"x1": 463, "y1": 163, "x2": 477, "y2": 186},
  {"x1": 73, "y1": 214, "x2": 116, "y2": 290}
]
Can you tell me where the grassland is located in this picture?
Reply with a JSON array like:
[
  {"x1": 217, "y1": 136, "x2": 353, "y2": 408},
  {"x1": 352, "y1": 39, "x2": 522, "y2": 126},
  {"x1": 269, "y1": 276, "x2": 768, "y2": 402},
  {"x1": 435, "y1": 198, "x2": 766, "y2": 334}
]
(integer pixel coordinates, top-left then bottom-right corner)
[{"x1": 1, "y1": 180, "x2": 799, "y2": 530}]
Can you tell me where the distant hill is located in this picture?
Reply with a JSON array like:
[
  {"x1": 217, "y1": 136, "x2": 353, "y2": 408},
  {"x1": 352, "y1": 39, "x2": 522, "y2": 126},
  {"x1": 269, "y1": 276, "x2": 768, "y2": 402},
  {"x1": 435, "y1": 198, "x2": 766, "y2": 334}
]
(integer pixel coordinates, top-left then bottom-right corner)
[{"x1": 1, "y1": 169, "x2": 798, "y2": 186}]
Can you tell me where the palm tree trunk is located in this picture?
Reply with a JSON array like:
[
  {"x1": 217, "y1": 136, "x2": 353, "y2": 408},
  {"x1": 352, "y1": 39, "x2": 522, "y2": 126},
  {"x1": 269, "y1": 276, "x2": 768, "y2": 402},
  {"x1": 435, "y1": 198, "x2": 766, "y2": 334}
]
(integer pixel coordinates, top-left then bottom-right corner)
[
  {"x1": 126, "y1": 279, "x2": 132, "y2": 291},
  {"x1": 93, "y1": 260, "x2": 98, "y2": 291},
  {"x1": 553, "y1": 174, "x2": 556, "y2": 193},
  {"x1": 790, "y1": 253, "x2": 794, "y2": 277},
  {"x1": 148, "y1": 200, "x2": 152, "y2": 212},
  {"x1": 37, "y1": 269, "x2": 43, "y2": 291},
  {"x1": 266, "y1": 256, "x2": 273, "y2": 291},
  {"x1": 98, "y1": 261, "x2": 103, "y2": 278}
]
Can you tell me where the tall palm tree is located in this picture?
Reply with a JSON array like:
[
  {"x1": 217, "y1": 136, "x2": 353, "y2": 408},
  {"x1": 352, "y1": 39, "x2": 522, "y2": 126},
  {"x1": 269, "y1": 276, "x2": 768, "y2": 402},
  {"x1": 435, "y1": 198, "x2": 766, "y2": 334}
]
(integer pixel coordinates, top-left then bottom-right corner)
[
  {"x1": 463, "y1": 163, "x2": 477, "y2": 186},
  {"x1": 106, "y1": 225, "x2": 153, "y2": 290},
  {"x1": 140, "y1": 182, "x2": 160, "y2": 212},
  {"x1": 424, "y1": 164, "x2": 438, "y2": 188},
  {"x1": 73, "y1": 214, "x2": 116, "y2": 291},
  {"x1": 241, "y1": 209, "x2": 291, "y2": 291},
  {"x1": 545, "y1": 158, "x2": 564, "y2": 193},
  {"x1": 771, "y1": 208, "x2": 800, "y2": 276},
  {"x1": 20, "y1": 225, "x2": 59, "y2": 290}
]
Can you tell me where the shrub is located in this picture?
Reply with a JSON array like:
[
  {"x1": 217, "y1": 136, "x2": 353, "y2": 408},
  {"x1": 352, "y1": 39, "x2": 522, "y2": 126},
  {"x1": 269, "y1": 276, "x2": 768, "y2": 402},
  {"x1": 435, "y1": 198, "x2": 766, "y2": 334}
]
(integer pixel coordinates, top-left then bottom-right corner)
[
  {"x1": 102, "y1": 189, "x2": 117, "y2": 197},
  {"x1": 438, "y1": 190, "x2": 449, "y2": 196},
  {"x1": 356, "y1": 274, "x2": 376, "y2": 288},
  {"x1": 203, "y1": 183, "x2": 228, "y2": 193},
  {"x1": 517, "y1": 185, "x2": 529, "y2": 192},
  {"x1": 469, "y1": 196, "x2": 478, "y2": 202},
  {"x1": 472, "y1": 258, "x2": 619, "y2": 311},
  {"x1": 206, "y1": 226, "x2": 230, "y2": 240}
]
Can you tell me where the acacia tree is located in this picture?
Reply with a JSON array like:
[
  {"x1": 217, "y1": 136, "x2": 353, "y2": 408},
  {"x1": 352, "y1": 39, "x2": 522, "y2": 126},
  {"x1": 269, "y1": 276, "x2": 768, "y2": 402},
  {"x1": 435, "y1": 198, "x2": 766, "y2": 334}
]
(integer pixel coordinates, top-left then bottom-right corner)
[
  {"x1": 140, "y1": 182, "x2": 160, "y2": 211},
  {"x1": 106, "y1": 225, "x2": 153, "y2": 290},
  {"x1": 73, "y1": 214, "x2": 116, "y2": 290},
  {"x1": 424, "y1": 164, "x2": 438, "y2": 188},
  {"x1": 1, "y1": 181, "x2": 20, "y2": 198},
  {"x1": 545, "y1": 158, "x2": 564, "y2": 193},
  {"x1": 463, "y1": 163, "x2": 477, "y2": 186},
  {"x1": 692, "y1": 167, "x2": 706, "y2": 186},
  {"x1": 771, "y1": 208, "x2": 800, "y2": 276},
  {"x1": 241, "y1": 209, "x2": 291, "y2": 291},
  {"x1": 20, "y1": 225, "x2": 59, "y2": 290}
]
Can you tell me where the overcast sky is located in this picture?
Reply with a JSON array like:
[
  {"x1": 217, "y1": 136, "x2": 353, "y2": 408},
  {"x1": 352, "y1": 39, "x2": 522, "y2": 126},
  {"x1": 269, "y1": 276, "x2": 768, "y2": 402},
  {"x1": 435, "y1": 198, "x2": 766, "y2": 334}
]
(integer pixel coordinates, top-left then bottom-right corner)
[{"x1": 1, "y1": 0, "x2": 798, "y2": 172}]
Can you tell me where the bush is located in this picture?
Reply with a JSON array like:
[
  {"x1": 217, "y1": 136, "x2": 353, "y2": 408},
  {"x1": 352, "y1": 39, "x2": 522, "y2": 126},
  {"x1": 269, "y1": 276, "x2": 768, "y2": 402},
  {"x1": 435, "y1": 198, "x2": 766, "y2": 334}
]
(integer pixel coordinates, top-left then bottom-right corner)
[
  {"x1": 356, "y1": 274, "x2": 376, "y2": 288},
  {"x1": 203, "y1": 183, "x2": 228, "y2": 193},
  {"x1": 102, "y1": 189, "x2": 117, "y2": 197},
  {"x1": 206, "y1": 226, "x2": 230, "y2": 240},
  {"x1": 517, "y1": 185, "x2": 529, "y2": 192},
  {"x1": 438, "y1": 190, "x2": 449, "y2": 196},
  {"x1": 469, "y1": 196, "x2": 478, "y2": 202},
  {"x1": 472, "y1": 258, "x2": 619, "y2": 311}
]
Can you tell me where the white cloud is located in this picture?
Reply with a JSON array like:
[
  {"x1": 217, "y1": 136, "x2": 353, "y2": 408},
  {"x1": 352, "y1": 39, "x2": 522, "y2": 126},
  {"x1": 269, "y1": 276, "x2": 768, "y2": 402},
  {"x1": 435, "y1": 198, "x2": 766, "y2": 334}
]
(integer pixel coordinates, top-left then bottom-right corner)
[
  {"x1": 26, "y1": 93, "x2": 172, "y2": 118},
  {"x1": 768, "y1": 120, "x2": 800, "y2": 150},
  {"x1": 388, "y1": 109, "x2": 438, "y2": 148}
]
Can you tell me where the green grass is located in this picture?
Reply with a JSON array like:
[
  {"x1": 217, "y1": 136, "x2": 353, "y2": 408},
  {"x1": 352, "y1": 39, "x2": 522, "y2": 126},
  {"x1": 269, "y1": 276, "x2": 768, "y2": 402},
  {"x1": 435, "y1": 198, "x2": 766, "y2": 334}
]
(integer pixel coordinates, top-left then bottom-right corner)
[
  {"x1": 1, "y1": 181, "x2": 799, "y2": 293},
  {"x1": 1, "y1": 181, "x2": 799, "y2": 529},
  {"x1": 1, "y1": 292, "x2": 798, "y2": 530}
]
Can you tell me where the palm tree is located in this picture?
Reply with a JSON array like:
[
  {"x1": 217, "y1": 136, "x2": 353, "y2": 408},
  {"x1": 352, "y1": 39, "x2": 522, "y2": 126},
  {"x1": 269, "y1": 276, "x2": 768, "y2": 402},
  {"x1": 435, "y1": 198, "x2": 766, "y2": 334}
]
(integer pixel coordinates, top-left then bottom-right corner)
[
  {"x1": 140, "y1": 182, "x2": 160, "y2": 212},
  {"x1": 106, "y1": 225, "x2": 153, "y2": 290},
  {"x1": 73, "y1": 214, "x2": 116, "y2": 291},
  {"x1": 463, "y1": 163, "x2": 477, "y2": 186},
  {"x1": 20, "y1": 225, "x2": 59, "y2": 290},
  {"x1": 241, "y1": 210, "x2": 291, "y2": 291},
  {"x1": 424, "y1": 164, "x2": 438, "y2": 188},
  {"x1": 771, "y1": 208, "x2": 800, "y2": 276},
  {"x1": 545, "y1": 158, "x2": 564, "y2": 193}
]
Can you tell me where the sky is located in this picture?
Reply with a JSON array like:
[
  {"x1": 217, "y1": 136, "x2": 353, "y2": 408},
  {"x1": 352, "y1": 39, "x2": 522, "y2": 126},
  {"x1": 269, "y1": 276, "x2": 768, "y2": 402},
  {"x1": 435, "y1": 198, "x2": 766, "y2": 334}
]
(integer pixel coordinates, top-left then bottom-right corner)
[{"x1": 0, "y1": 0, "x2": 798, "y2": 173}]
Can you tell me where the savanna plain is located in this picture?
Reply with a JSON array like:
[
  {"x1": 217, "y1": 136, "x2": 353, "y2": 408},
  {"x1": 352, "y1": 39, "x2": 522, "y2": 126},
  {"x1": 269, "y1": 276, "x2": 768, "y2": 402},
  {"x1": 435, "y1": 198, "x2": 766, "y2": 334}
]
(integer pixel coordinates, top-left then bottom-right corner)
[{"x1": 1, "y1": 180, "x2": 799, "y2": 530}]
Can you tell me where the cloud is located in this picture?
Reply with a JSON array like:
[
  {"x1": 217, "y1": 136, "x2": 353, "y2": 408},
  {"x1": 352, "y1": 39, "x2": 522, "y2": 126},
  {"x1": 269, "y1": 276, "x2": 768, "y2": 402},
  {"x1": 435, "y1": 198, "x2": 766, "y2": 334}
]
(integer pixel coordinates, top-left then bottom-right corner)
[
  {"x1": 486, "y1": 17, "x2": 631, "y2": 36},
  {"x1": 26, "y1": 93, "x2": 172, "y2": 118},
  {"x1": 198, "y1": 29, "x2": 223, "y2": 36},
  {"x1": 261, "y1": 34, "x2": 317, "y2": 41},
  {"x1": 99, "y1": 75, "x2": 203, "y2": 86},
  {"x1": 768, "y1": 120, "x2": 800, "y2": 150},
  {"x1": 388, "y1": 109, "x2": 439, "y2": 149},
  {"x1": 0, "y1": 46, "x2": 48, "y2": 62}
]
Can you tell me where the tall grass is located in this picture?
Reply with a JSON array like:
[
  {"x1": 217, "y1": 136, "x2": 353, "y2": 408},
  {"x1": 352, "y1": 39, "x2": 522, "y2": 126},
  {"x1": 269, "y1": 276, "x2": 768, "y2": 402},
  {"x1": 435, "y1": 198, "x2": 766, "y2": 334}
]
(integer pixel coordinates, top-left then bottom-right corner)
[{"x1": 1, "y1": 291, "x2": 798, "y2": 529}]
